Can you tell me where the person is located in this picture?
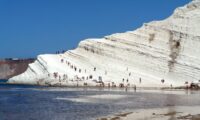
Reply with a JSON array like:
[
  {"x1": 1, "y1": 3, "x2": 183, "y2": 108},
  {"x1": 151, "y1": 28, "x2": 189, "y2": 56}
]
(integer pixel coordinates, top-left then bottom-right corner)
[
  {"x1": 139, "y1": 78, "x2": 142, "y2": 84},
  {"x1": 161, "y1": 79, "x2": 165, "y2": 83},
  {"x1": 89, "y1": 75, "x2": 93, "y2": 79},
  {"x1": 94, "y1": 67, "x2": 96, "y2": 71},
  {"x1": 185, "y1": 81, "x2": 188, "y2": 84},
  {"x1": 54, "y1": 72, "x2": 58, "y2": 79},
  {"x1": 108, "y1": 83, "x2": 110, "y2": 88},
  {"x1": 84, "y1": 82, "x2": 87, "y2": 86},
  {"x1": 134, "y1": 85, "x2": 137, "y2": 91},
  {"x1": 129, "y1": 72, "x2": 131, "y2": 76},
  {"x1": 99, "y1": 76, "x2": 102, "y2": 81},
  {"x1": 61, "y1": 59, "x2": 64, "y2": 63},
  {"x1": 82, "y1": 76, "x2": 85, "y2": 80},
  {"x1": 112, "y1": 82, "x2": 115, "y2": 87},
  {"x1": 120, "y1": 83, "x2": 124, "y2": 88}
]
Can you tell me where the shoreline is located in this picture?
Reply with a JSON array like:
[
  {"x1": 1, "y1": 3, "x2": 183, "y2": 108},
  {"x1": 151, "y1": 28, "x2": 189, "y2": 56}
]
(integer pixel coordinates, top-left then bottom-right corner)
[
  {"x1": 4, "y1": 82, "x2": 200, "y2": 91},
  {"x1": 97, "y1": 106, "x2": 200, "y2": 120}
]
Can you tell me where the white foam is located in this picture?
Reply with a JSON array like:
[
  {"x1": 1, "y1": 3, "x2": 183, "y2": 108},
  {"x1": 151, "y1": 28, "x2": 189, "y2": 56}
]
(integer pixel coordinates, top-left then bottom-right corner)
[
  {"x1": 87, "y1": 94, "x2": 126, "y2": 100},
  {"x1": 55, "y1": 97, "x2": 91, "y2": 103},
  {"x1": 55, "y1": 94, "x2": 127, "y2": 103}
]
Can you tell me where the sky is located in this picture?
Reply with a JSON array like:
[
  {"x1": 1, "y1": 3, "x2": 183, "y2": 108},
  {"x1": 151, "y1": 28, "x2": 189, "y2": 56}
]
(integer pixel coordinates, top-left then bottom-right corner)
[{"x1": 0, "y1": 0, "x2": 190, "y2": 58}]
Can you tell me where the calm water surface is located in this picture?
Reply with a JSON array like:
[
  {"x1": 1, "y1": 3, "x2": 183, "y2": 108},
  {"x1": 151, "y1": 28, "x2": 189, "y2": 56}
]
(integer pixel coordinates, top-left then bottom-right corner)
[{"x1": 0, "y1": 80, "x2": 200, "y2": 120}]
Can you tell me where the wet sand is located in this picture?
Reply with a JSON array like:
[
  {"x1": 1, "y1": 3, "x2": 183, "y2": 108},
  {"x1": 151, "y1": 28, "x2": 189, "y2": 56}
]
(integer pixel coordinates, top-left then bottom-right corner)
[{"x1": 97, "y1": 106, "x2": 200, "y2": 120}]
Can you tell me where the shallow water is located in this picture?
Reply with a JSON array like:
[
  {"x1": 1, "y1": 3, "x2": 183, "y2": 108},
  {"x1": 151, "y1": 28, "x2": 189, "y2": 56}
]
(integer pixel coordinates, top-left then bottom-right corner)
[{"x1": 0, "y1": 82, "x2": 200, "y2": 120}]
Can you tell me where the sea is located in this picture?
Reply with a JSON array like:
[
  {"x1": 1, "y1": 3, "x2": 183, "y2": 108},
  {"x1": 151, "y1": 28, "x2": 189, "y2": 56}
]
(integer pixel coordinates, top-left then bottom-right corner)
[{"x1": 1, "y1": 79, "x2": 200, "y2": 120}]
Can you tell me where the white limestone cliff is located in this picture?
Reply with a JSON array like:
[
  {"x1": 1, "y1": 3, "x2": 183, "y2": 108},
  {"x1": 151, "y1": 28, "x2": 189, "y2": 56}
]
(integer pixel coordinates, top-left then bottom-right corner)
[{"x1": 8, "y1": 0, "x2": 200, "y2": 88}]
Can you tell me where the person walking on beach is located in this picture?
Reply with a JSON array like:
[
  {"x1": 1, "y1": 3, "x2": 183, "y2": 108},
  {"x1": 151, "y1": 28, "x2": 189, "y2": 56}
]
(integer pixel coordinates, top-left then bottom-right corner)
[{"x1": 134, "y1": 85, "x2": 137, "y2": 91}]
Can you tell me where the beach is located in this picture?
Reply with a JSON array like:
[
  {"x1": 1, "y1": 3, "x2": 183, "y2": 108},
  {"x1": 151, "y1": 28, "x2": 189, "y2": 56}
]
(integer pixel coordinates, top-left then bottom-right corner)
[{"x1": 98, "y1": 106, "x2": 200, "y2": 120}]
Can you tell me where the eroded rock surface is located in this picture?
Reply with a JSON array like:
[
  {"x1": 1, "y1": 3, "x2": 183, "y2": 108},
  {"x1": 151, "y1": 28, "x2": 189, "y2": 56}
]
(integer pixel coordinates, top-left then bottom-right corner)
[{"x1": 9, "y1": 0, "x2": 200, "y2": 87}]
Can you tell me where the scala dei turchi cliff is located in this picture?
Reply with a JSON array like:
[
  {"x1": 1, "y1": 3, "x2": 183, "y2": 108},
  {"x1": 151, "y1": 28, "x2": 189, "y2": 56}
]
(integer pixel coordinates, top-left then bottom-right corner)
[{"x1": 8, "y1": 0, "x2": 200, "y2": 88}]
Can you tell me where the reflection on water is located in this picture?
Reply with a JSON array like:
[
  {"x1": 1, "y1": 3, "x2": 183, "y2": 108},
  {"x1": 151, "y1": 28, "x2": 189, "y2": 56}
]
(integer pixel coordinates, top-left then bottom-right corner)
[
  {"x1": 0, "y1": 84, "x2": 200, "y2": 120},
  {"x1": 166, "y1": 94, "x2": 176, "y2": 120}
]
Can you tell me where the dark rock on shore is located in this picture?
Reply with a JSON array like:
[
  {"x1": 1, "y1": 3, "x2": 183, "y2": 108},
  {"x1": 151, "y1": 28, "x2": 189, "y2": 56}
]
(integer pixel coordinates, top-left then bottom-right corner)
[{"x1": 0, "y1": 58, "x2": 35, "y2": 79}]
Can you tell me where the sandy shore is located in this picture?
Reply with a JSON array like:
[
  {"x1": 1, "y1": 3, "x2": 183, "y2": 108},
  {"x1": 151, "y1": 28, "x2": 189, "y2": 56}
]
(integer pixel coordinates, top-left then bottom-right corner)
[{"x1": 97, "y1": 106, "x2": 200, "y2": 120}]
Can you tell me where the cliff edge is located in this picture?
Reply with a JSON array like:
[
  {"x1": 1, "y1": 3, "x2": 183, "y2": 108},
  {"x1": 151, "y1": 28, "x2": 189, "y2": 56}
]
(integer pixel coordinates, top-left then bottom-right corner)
[{"x1": 9, "y1": 0, "x2": 200, "y2": 88}]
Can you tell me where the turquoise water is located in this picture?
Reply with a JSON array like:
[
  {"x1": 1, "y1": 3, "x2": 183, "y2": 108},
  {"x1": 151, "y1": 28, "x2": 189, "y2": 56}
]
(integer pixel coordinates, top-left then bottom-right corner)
[{"x1": 1, "y1": 80, "x2": 200, "y2": 120}]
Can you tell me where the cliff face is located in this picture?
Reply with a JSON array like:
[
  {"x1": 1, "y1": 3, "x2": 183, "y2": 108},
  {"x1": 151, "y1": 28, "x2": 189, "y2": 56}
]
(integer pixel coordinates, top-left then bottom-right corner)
[
  {"x1": 8, "y1": 0, "x2": 200, "y2": 87},
  {"x1": 0, "y1": 59, "x2": 35, "y2": 79}
]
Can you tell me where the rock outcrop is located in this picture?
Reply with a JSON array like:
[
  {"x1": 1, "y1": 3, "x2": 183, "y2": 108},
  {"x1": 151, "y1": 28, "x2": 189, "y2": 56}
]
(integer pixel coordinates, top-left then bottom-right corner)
[
  {"x1": 0, "y1": 59, "x2": 35, "y2": 80},
  {"x1": 8, "y1": 0, "x2": 200, "y2": 88}
]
